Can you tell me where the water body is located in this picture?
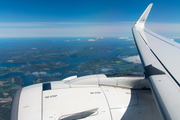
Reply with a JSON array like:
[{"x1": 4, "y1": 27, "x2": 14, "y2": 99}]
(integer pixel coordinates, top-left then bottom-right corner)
[
  {"x1": 0, "y1": 72, "x2": 24, "y2": 79},
  {"x1": 0, "y1": 62, "x2": 25, "y2": 68},
  {"x1": 22, "y1": 51, "x2": 121, "y2": 86},
  {"x1": 0, "y1": 37, "x2": 138, "y2": 86}
]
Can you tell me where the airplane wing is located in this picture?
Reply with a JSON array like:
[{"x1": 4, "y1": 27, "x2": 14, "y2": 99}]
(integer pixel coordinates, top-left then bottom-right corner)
[{"x1": 132, "y1": 3, "x2": 180, "y2": 120}]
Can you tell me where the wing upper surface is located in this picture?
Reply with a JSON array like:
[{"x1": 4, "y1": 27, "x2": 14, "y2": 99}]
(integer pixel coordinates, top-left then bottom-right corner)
[{"x1": 132, "y1": 4, "x2": 180, "y2": 120}]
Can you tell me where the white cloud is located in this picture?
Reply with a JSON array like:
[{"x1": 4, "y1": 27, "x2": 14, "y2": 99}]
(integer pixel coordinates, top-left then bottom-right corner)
[
  {"x1": 0, "y1": 22, "x2": 180, "y2": 37},
  {"x1": 123, "y1": 55, "x2": 141, "y2": 64},
  {"x1": 146, "y1": 22, "x2": 180, "y2": 37},
  {"x1": 0, "y1": 22, "x2": 132, "y2": 27},
  {"x1": 101, "y1": 68, "x2": 113, "y2": 72},
  {"x1": 129, "y1": 46, "x2": 135, "y2": 48},
  {"x1": 20, "y1": 63, "x2": 31, "y2": 68},
  {"x1": 0, "y1": 22, "x2": 46, "y2": 27},
  {"x1": 88, "y1": 39, "x2": 96, "y2": 41},
  {"x1": 64, "y1": 40, "x2": 70, "y2": 42},
  {"x1": 172, "y1": 37, "x2": 180, "y2": 39},
  {"x1": 0, "y1": 22, "x2": 133, "y2": 37},
  {"x1": 51, "y1": 72, "x2": 62, "y2": 76},
  {"x1": 26, "y1": 71, "x2": 62, "y2": 77},
  {"x1": 127, "y1": 38, "x2": 133, "y2": 41},
  {"x1": 119, "y1": 37, "x2": 129, "y2": 39},
  {"x1": 32, "y1": 47, "x2": 37, "y2": 50},
  {"x1": 32, "y1": 71, "x2": 47, "y2": 76},
  {"x1": 119, "y1": 37, "x2": 133, "y2": 41},
  {"x1": 0, "y1": 22, "x2": 101, "y2": 27}
]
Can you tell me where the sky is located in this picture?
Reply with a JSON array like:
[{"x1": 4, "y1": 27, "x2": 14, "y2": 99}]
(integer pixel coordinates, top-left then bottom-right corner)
[{"x1": 0, "y1": 0, "x2": 180, "y2": 37}]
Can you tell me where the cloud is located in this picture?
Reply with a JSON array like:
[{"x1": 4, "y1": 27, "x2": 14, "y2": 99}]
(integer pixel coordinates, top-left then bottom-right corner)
[
  {"x1": 88, "y1": 39, "x2": 96, "y2": 41},
  {"x1": 20, "y1": 63, "x2": 31, "y2": 68},
  {"x1": 32, "y1": 47, "x2": 37, "y2": 50},
  {"x1": 32, "y1": 71, "x2": 47, "y2": 76},
  {"x1": 0, "y1": 22, "x2": 98, "y2": 27},
  {"x1": 52, "y1": 72, "x2": 62, "y2": 76},
  {"x1": 123, "y1": 55, "x2": 141, "y2": 64},
  {"x1": 119, "y1": 37, "x2": 133, "y2": 41},
  {"x1": 26, "y1": 71, "x2": 62, "y2": 77},
  {"x1": 0, "y1": 22, "x2": 132, "y2": 27},
  {"x1": 64, "y1": 40, "x2": 70, "y2": 42},
  {"x1": 129, "y1": 46, "x2": 136, "y2": 48},
  {"x1": 0, "y1": 22, "x2": 46, "y2": 27},
  {"x1": 172, "y1": 37, "x2": 180, "y2": 39},
  {"x1": 0, "y1": 22, "x2": 133, "y2": 37},
  {"x1": 127, "y1": 38, "x2": 133, "y2": 41},
  {"x1": 119, "y1": 37, "x2": 129, "y2": 39},
  {"x1": 1, "y1": 22, "x2": 180, "y2": 37},
  {"x1": 101, "y1": 68, "x2": 113, "y2": 72},
  {"x1": 95, "y1": 37, "x2": 103, "y2": 40},
  {"x1": 146, "y1": 22, "x2": 180, "y2": 37},
  {"x1": 76, "y1": 39, "x2": 81, "y2": 41}
]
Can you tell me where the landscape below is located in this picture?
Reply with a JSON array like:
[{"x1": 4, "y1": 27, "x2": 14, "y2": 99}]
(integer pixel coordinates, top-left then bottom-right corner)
[{"x1": 0, "y1": 37, "x2": 161, "y2": 119}]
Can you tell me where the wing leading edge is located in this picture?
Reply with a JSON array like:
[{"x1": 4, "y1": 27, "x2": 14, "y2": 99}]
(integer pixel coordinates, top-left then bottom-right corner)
[{"x1": 132, "y1": 4, "x2": 180, "y2": 120}]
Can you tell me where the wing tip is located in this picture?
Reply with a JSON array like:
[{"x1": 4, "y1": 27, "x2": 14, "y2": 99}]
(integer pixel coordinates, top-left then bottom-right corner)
[{"x1": 135, "y1": 3, "x2": 153, "y2": 28}]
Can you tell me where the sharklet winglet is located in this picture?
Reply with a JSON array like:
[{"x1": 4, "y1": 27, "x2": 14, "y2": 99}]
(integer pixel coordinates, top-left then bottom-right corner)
[{"x1": 135, "y1": 3, "x2": 153, "y2": 29}]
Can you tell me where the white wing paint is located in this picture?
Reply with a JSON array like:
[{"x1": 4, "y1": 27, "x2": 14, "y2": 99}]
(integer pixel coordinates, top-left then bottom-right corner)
[{"x1": 132, "y1": 3, "x2": 180, "y2": 120}]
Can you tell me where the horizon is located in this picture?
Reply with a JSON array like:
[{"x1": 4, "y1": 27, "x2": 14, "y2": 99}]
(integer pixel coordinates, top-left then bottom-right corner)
[{"x1": 0, "y1": 0, "x2": 180, "y2": 38}]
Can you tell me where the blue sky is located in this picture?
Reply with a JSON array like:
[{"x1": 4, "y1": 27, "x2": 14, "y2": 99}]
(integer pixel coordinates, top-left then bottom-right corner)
[{"x1": 0, "y1": 0, "x2": 180, "y2": 37}]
